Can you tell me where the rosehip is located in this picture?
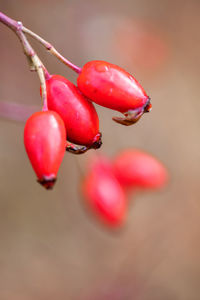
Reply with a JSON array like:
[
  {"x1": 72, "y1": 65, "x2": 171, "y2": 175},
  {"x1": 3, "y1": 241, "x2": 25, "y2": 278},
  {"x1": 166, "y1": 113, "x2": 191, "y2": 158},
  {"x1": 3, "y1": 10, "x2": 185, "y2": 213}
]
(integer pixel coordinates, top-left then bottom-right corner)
[
  {"x1": 24, "y1": 111, "x2": 66, "y2": 189},
  {"x1": 82, "y1": 156, "x2": 127, "y2": 228},
  {"x1": 113, "y1": 149, "x2": 168, "y2": 189},
  {"x1": 77, "y1": 60, "x2": 151, "y2": 125},
  {"x1": 45, "y1": 75, "x2": 101, "y2": 149}
]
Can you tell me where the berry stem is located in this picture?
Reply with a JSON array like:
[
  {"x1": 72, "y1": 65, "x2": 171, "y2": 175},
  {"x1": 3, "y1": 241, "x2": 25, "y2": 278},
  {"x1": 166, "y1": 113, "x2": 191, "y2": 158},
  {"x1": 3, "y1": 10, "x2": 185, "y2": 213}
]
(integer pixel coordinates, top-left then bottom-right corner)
[
  {"x1": 0, "y1": 12, "x2": 48, "y2": 110},
  {"x1": 22, "y1": 26, "x2": 82, "y2": 74}
]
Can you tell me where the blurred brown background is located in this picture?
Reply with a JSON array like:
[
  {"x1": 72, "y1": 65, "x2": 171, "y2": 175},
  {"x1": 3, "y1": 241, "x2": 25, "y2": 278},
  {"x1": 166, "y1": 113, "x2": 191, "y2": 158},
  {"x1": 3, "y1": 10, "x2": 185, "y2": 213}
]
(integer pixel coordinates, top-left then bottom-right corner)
[{"x1": 0, "y1": 0, "x2": 200, "y2": 299}]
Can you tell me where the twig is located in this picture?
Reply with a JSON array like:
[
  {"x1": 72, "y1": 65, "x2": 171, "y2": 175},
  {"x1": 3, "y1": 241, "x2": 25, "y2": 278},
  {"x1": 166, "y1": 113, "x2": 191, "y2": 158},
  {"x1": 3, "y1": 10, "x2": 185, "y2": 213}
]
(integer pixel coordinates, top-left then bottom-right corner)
[
  {"x1": 22, "y1": 26, "x2": 81, "y2": 74},
  {"x1": 0, "y1": 12, "x2": 48, "y2": 110},
  {"x1": 0, "y1": 101, "x2": 39, "y2": 122}
]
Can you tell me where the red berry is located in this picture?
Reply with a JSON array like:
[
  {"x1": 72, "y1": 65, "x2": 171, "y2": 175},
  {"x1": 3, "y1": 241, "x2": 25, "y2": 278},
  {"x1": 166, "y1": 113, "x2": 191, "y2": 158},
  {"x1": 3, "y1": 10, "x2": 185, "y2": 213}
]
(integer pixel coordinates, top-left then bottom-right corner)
[
  {"x1": 77, "y1": 60, "x2": 151, "y2": 125},
  {"x1": 82, "y1": 156, "x2": 127, "y2": 227},
  {"x1": 113, "y1": 149, "x2": 168, "y2": 189},
  {"x1": 45, "y1": 75, "x2": 101, "y2": 147},
  {"x1": 24, "y1": 111, "x2": 66, "y2": 189}
]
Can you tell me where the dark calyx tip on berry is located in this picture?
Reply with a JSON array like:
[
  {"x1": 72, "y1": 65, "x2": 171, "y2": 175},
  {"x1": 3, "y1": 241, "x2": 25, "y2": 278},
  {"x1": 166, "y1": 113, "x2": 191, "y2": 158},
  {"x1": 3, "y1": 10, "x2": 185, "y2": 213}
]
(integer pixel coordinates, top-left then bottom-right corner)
[
  {"x1": 91, "y1": 132, "x2": 102, "y2": 150},
  {"x1": 112, "y1": 109, "x2": 143, "y2": 126},
  {"x1": 113, "y1": 97, "x2": 152, "y2": 126},
  {"x1": 66, "y1": 133, "x2": 102, "y2": 155},
  {"x1": 144, "y1": 97, "x2": 152, "y2": 113},
  {"x1": 66, "y1": 143, "x2": 88, "y2": 154},
  {"x1": 37, "y1": 176, "x2": 57, "y2": 190}
]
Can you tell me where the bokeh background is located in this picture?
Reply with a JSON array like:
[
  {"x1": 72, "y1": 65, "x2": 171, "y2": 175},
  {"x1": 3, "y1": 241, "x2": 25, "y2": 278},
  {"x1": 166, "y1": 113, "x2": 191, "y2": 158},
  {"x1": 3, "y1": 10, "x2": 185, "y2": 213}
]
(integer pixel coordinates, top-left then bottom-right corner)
[{"x1": 0, "y1": 0, "x2": 200, "y2": 299}]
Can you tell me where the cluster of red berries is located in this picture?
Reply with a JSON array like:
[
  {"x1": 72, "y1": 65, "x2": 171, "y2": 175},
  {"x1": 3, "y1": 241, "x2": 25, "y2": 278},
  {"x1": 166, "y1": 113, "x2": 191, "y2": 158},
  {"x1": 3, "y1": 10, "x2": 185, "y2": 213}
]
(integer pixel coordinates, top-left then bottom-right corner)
[
  {"x1": 24, "y1": 61, "x2": 151, "y2": 188},
  {"x1": 82, "y1": 149, "x2": 168, "y2": 228}
]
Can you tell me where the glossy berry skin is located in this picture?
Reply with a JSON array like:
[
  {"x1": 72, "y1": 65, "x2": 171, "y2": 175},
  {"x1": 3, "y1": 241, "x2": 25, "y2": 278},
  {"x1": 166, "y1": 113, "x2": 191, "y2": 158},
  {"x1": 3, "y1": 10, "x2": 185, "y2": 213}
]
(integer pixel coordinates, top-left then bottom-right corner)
[
  {"x1": 82, "y1": 156, "x2": 127, "y2": 228},
  {"x1": 45, "y1": 75, "x2": 100, "y2": 146},
  {"x1": 77, "y1": 61, "x2": 151, "y2": 125},
  {"x1": 113, "y1": 150, "x2": 168, "y2": 189},
  {"x1": 24, "y1": 111, "x2": 66, "y2": 189}
]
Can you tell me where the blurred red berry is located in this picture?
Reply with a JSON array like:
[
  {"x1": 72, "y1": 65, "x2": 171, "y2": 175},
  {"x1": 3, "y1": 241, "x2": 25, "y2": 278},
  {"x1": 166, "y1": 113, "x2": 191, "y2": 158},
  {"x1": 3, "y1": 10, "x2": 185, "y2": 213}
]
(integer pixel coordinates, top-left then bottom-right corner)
[
  {"x1": 113, "y1": 149, "x2": 168, "y2": 189},
  {"x1": 115, "y1": 19, "x2": 169, "y2": 76},
  {"x1": 45, "y1": 75, "x2": 101, "y2": 147},
  {"x1": 24, "y1": 111, "x2": 66, "y2": 189},
  {"x1": 82, "y1": 156, "x2": 127, "y2": 228},
  {"x1": 77, "y1": 60, "x2": 151, "y2": 125}
]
